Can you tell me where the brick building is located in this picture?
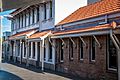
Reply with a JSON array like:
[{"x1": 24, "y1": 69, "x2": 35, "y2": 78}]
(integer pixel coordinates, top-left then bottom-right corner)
[{"x1": 51, "y1": 0, "x2": 120, "y2": 79}]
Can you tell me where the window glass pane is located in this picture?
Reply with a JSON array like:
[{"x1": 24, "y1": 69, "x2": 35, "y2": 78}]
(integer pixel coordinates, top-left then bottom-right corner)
[
  {"x1": 80, "y1": 41, "x2": 83, "y2": 59},
  {"x1": 33, "y1": 42, "x2": 35, "y2": 59},
  {"x1": 49, "y1": 42, "x2": 52, "y2": 60},
  {"x1": 60, "y1": 42, "x2": 64, "y2": 61}
]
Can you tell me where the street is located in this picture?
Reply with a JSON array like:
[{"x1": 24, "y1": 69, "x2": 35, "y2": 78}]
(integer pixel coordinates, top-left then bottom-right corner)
[{"x1": 0, "y1": 62, "x2": 85, "y2": 80}]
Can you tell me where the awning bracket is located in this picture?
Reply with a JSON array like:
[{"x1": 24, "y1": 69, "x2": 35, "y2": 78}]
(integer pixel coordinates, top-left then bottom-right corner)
[
  {"x1": 49, "y1": 37, "x2": 55, "y2": 48},
  {"x1": 69, "y1": 37, "x2": 76, "y2": 47},
  {"x1": 93, "y1": 35, "x2": 101, "y2": 48},
  {"x1": 60, "y1": 38, "x2": 66, "y2": 47},
  {"x1": 79, "y1": 36, "x2": 87, "y2": 47}
]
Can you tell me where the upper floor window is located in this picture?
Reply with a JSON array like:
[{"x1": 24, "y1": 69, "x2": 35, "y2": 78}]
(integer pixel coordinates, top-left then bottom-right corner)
[
  {"x1": 32, "y1": 9, "x2": 35, "y2": 23},
  {"x1": 90, "y1": 37, "x2": 96, "y2": 62},
  {"x1": 37, "y1": 7, "x2": 40, "y2": 22},
  {"x1": 50, "y1": 1, "x2": 52, "y2": 18},
  {"x1": 44, "y1": 3, "x2": 47, "y2": 20}
]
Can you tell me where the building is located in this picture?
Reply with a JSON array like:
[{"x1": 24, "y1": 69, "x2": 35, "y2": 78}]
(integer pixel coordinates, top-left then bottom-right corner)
[
  {"x1": 8, "y1": 0, "x2": 88, "y2": 70},
  {"x1": 51, "y1": 0, "x2": 120, "y2": 79},
  {"x1": 7, "y1": 0, "x2": 119, "y2": 79},
  {"x1": 2, "y1": 31, "x2": 11, "y2": 60}
]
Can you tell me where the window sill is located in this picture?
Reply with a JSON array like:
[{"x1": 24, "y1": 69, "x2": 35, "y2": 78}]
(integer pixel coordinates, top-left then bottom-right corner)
[
  {"x1": 69, "y1": 58, "x2": 74, "y2": 61},
  {"x1": 60, "y1": 60, "x2": 64, "y2": 63},
  {"x1": 106, "y1": 68, "x2": 117, "y2": 73},
  {"x1": 48, "y1": 18, "x2": 53, "y2": 21},
  {"x1": 48, "y1": 59, "x2": 52, "y2": 62},
  {"x1": 42, "y1": 19, "x2": 47, "y2": 22},
  {"x1": 89, "y1": 60, "x2": 95, "y2": 64},
  {"x1": 80, "y1": 59, "x2": 84, "y2": 63}
]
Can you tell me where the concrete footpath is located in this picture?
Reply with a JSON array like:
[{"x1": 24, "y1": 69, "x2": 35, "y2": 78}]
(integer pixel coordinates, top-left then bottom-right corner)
[{"x1": 0, "y1": 61, "x2": 88, "y2": 80}]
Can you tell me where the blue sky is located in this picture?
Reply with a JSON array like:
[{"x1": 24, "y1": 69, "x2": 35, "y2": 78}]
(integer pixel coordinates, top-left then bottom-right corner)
[{"x1": 0, "y1": 10, "x2": 14, "y2": 33}]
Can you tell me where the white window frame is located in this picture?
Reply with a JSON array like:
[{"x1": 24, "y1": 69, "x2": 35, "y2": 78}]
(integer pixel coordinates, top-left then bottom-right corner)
[
  {"x1": 90, "y1": 37, "x2": 96, "y2": 62},
  {"x1": 80, "y1": 41, "x2": 83, "y2": 61}
]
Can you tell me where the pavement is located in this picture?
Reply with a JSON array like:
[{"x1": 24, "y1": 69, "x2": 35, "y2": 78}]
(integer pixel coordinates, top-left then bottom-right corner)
[{"x1": 0, "y1": 61, "x2": 88, "y2": 80}]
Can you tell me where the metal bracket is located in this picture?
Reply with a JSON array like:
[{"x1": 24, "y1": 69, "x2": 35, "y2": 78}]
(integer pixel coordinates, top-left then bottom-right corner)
[
  {"x1": 79, "y1": 36, "x2": 87, "y2": 47},
  {"x1": 60, "y1": 38, "x2": 66, "y2": 47},
  {"x1": 110, "y1": 30, "x2": 120, "y2": 49},
  {"x1": 49, "y1": 37, "x2": 55, "y2": 48},
  {"x1": 113, "y1": 34, "x2": 120, "y2": 46},
  {"x1": 69, "y1": 37, "x2": 76, "y2": 47},
  {"x1": 93, "y1": 35, "x2": 101, "y2": 48}
]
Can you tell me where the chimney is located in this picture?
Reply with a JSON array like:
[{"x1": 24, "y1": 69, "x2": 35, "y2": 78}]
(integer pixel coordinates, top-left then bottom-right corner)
[{"x1": 87, "y1": 0, "x2": 101, "y2": 5}]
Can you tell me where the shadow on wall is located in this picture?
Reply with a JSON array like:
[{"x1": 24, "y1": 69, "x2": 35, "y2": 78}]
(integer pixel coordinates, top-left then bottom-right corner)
[{"x1": 0, "y1": 70, "x2": 23, "y2": 80}]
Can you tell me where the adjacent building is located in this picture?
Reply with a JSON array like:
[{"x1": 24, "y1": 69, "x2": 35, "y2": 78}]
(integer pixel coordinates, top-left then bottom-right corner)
[{"x1": 2, "y1": 31, "x2": 11, "y2": 60}]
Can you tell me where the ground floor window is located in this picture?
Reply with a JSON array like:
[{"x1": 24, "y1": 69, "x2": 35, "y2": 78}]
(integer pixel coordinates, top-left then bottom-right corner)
[
  {"x1": 22, "y1": 41, "x2": 26, "y2": 58},
  {"x1": 108, "y1": 36, "x2": 117, "y2": 70},
  {"x1": 29, "y1": 42, "x2": 31, "y2": 58},
  {"x1": 60, "y1": 40, "x2": 64, "y2": 62},
  {"x1": 32, "y1": 42, "x2": 35, "y2": 59},
  {"x1": 48, "y1": 42, "x2": 52, "y2": 61},
  {"x1": 44, "y1": 44, "x2": 46, "y2": 60},
  {"x1": 37, "y1": 42, "x2": 40, "y2": 60},
  {"x1": 80, "y1": 40, "x2": 83, "y2": 60},
  {"x1": 90, "y1": 37, "x2": 96, "y2": 62},
  {"x1": 69, "y1": 39, "x2": 73, "y2": 60}
]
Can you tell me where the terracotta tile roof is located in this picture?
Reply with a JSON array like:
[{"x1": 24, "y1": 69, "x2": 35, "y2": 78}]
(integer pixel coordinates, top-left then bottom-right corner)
[
  {"x1": 28, "y1": 30, "x2": 51, "y2": 39},
  {"x1": 53, "y1": 24, "x2": 111, "y2": 36},
  {"x1": 9, "y1": 29, "x2": 36, "y2": 40},
  {"x1": 57, "y1": 0, "x2": 120, "y2": 25}
]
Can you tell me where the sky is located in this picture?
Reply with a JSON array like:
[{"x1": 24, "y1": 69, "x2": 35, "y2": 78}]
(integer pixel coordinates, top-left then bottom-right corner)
[
  {"x1": 0, "y1": 0, "x2": 87, "y2": 33},
  {"x1": 0, "y1": 10, "x2": 14, "y2": 33}
]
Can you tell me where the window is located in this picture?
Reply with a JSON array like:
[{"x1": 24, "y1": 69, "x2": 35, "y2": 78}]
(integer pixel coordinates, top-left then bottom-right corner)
[
  {"x1": 28, "y1": 11, "x2": 31, "y2": 25},
  {"x1": 25, "y1": 13, "x2": 26, "y2": 27},
  {"x1": 37, "y1": 7, "x2": 39, "y2": 22},
  {"x1": 32, "y1": 42, "x2": 35, "y2": 59},
  {"x1": 90, "y1": 37, "x2": 96, "y2": 61},
  {"x1": 80, "y1": 40, "x2": 83, "y2": 60},
  {"x1": 44, "y1": 3, "x2": 47, "y2": 20},
  {"x1": 32, "y1": 9, "x2": 35, "y2": 23},
  {"x1": 17, "y1": 41, "x2": 20, "y2": 56},
  {"x1": 21, "y1": 14, "x2": 23, "y2": 28},
  {"x1": 37, "y1": 42, "x2": 40, "y2": 60},
  {"x1": 22, "y1": 42, "x2": 26, "y2": 58},
  {"x1": 108, "y1": 36, "x2": 117, "y2": 70},
  {"x1": 24, "y1": 42, "x2": 26, "y2": 57},
  {"x1": 44, "y1": 44, "x2": 46, "y2": 60},
  {"x1": 50, "y1": 1, "x2": 52, "y2": 18},
  {"x1": 29, "y1": 42, "x2": 31, "y2": 58},
  {"x1": 18, "y1": 15, "x2": 20, "y2": 29},
  {"x1": 48, "y1": 42, "x2": 52, "y2": 61},
  {"x1": 60, "y1": 41, "x2": 64, "y2": 62},
  {"x1": 69, "y1": 39, "x2": 73, "y2": 60}
]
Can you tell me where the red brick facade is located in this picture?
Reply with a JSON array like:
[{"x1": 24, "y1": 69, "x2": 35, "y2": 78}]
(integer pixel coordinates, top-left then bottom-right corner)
[{"x1": 55, "y1": 35, "x2": 118, "y2": 80}]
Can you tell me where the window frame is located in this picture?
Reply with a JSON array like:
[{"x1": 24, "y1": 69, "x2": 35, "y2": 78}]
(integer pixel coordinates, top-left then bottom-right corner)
[
  {"x1": 90, "y1": 37, "x2": 96, "y2": 62},
  {"x1": 69, "y1": 39, "x2": 74, "y2": 60}
]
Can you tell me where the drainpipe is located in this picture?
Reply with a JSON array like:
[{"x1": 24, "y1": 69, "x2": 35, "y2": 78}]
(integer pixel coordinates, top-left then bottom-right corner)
[
  {"x1": 110, "y1": 29, "x2": 120, "y2": 80},
  {"x1": 25, "y1": 36, "x2": 29, "y2": 67},
  {"x1": 41, "y1": 38, "x2": 45, "y2": 71}
]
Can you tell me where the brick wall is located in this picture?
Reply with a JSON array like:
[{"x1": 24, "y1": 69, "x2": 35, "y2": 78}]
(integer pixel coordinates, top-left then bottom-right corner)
[{"x1": 55, "y1": 35, "x2": 117, "y2": 80}]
